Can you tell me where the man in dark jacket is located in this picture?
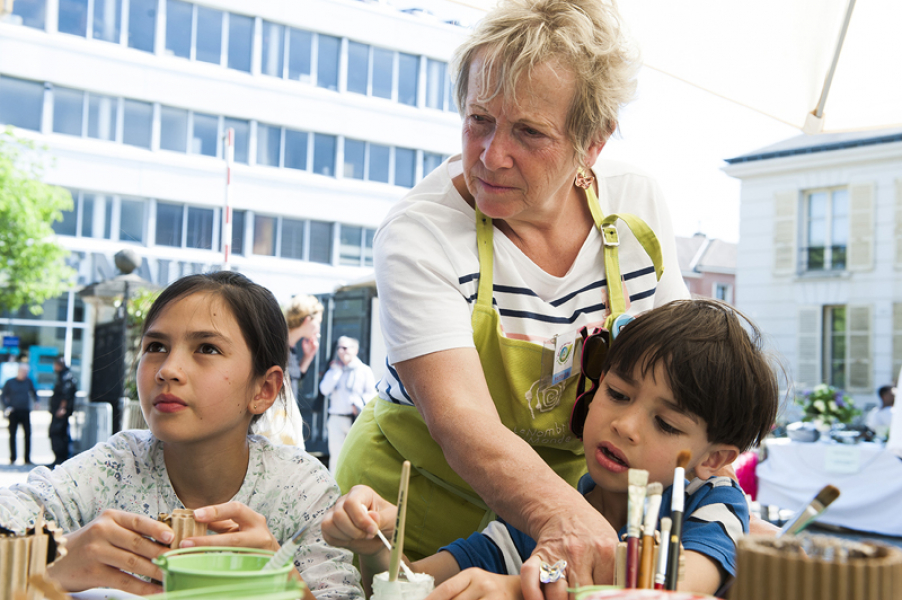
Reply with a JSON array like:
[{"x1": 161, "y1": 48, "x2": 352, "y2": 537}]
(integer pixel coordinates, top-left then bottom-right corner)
[
  {"x1": 2, "y1": 363, "x2": 37, "y2": 465},
  {"x1": 49, "y1": 357, "x2": 77, "y2": 465}
]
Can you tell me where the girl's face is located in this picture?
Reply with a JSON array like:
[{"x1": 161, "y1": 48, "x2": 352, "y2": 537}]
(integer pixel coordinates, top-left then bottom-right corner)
[
  {"x1": 582, "y1": 361, "x2": 725, "y2": 493},
  {"x1": 137, "y1": 292, "x2": 266, "y2": 447}
]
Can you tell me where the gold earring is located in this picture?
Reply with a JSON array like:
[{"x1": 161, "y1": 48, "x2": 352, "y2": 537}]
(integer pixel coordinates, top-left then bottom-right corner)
[{"x1": 575, "y1": 169, "x2": 594, "y2": 189}]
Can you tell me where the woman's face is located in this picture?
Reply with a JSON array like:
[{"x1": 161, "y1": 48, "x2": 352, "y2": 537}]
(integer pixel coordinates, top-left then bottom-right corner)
[{"x1": 460, "y1": 54, "x2": 603, "y2": 225}]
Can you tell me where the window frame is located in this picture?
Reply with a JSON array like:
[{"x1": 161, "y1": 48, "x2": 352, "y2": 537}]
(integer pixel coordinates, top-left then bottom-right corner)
[{"x1": 803, "y1": 187, "x2": 849, "y2": 273}]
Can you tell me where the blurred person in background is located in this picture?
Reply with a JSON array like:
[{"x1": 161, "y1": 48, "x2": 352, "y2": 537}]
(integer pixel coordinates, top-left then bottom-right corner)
[
  {"x1": 867, "y1": 385, "x2": 895, "y2": 438},
  {"x1": 319, "y1": 337, "x2": 375, "y2": 474},
  {"x1": 285, "y1": 295, "x2": 324, "y2": 398},
  {"x1": 3, "y1": 363, "x2": 37, "y2": 465},
  {"x1": 49, "y1": 357, "x2": 78, "y2": 466}
]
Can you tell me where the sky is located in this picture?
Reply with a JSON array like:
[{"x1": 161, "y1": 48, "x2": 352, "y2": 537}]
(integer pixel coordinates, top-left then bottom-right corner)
[{"x1": 601, "y1": 68, "x2": 800, "y2": 243}]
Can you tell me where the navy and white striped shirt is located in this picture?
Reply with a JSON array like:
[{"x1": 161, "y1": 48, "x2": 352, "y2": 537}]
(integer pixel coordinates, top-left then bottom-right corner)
[{"x1": 374, "y1": 156, "x2": 689, "y2": 406}]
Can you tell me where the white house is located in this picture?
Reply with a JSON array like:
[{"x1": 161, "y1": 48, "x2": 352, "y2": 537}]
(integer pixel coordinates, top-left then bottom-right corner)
[
  {"x1": 0, "y1": 0, "x2": 473, "y2": 391},
  {"x1": 723, "y1": 127, "x2": 902, "y2": 409}
]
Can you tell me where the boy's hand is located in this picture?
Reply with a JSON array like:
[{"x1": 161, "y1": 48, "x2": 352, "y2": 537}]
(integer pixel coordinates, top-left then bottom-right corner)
[
  {"x1": 45, "y1": 509, "x2": 171, "y2": 594},
  {"x1": 322, "y1": 484, "x2": 397, "y2": 556},
  {"x1": 426, "y1": 569, "x2": 522, "y2": 600}
]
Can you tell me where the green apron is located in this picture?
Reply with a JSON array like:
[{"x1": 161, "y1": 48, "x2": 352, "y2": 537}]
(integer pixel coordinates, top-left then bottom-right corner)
[{"x1": 335, "y1": 184, "x2": 663, "y2": 561}]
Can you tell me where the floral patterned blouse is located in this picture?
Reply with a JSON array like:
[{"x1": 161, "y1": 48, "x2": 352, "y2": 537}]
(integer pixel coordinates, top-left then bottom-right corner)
[{"x1": 0, "y1": 430, "x2": 362, "y2": 600}]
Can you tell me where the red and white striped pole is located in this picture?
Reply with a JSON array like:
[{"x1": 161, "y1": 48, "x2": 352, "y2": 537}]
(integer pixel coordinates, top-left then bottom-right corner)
[{"x1": 222, "y1": 127, "x2": 234, "y2": 269}]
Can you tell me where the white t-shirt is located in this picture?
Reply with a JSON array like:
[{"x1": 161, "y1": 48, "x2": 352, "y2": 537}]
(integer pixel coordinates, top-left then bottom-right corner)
[{"x1": 375, "y1": 156, "x2": 689, "y2": 405}]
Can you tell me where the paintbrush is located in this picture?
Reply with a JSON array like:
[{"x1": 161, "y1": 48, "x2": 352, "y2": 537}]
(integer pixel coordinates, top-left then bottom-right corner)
[
  {"x1": 665, "y1": 450, "x2": 691, "y2": 590},
  {"x1": 389, "y1": 460, "x2": 411, "y2": 582},
  {"x1": 637, "y1": 482, "x2": 663, "y2": 588},
  {"x1": 261, "y1": 522, "x2": 311, "y2": 570},
  {"x1": 625, "y1": 469, "x2": 649, "y2": 588},
  {"x1": 653, "y1": 516, "x2": 671, "y2": 590},
  {"x1": 376, "y1": 529, "x2": 417, "y2": 580},
  {"x1": 777, "y1": 484, "x2": 841, "y2": 537}
]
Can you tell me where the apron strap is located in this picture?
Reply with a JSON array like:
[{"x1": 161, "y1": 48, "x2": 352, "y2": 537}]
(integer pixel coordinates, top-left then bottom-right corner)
[
  {"x1": 475, "y1": 208, "x2": 495, "y2": 311},
  {"x1": 583, "y1": 185, "x2": 665, "y2": 330},
  {"x1": 414, "y1": 465, "x2": 498, "y2": 531}
]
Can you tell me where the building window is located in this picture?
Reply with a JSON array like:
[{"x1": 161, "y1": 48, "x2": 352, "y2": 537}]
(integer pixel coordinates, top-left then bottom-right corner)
[
  {"x1": 825, "y1": 305, "x2": 847, "y2": 389},
  {"x1": 313, "y1": 133, "x2": 336, "y2": 177},
  {"x1": 346, "y1": 42, "x2": 368, "y2": 95},
  {"x1": 343, "y1": 139, "x2": 366, "y2": 180},
  {"x1": 53, "y1": 190, "x2": 79, "y2": 237},
  {"x1": 804, "y1": 188, "x2": 848, "y2": 272},
  {"x1": 224, "y1": 117, "x2": 249, "y2": 164},
  {"x1": 369, "y1": 144, "x2": 390, "y2": 183},
  {"x1": 92, "y1": 0, "x2": 121, "y2": 43},
  {"x1": 231, "y1": 209, "x2": 246, "y2": 256},
  {"x1": 127, "y1": 0, "x2": 157, "y2": 52},
  {"x1": 371, "y1": 47, "x2": 393, "y2": 100},
  {"x1": 123, "y1": 99, "x2": 153, "y2": 148},
  {"x1": 87, "y1": 93, "x2": 118, "y2": 141},
  {"x1": 11, "y1": 0, "x2": 46, "y2": 29},
  {"x1": 253, "y1": 215, "x2": 277, "y2": 256},
  {"x1": 186, "y1": 206, "x2": 214, "y2": 249},
  {"x1": 191, "y1": 112, "x2": 218, "y2": 156},
  {"x1": 423, "y1": 152, "x2": 444, "y2": 177},
  {"x1": 260, "y1": 21, "x2": 285, "y2": 78},
  {"x1": 119, "y1": 198, "x2": 145, "y2": 243},
  {"x1": 316, "y1": 34, "x2": 340, "y2": 91},
  {"x1": 227, "y1": 13, "x2": 253, "y2": 73},
  {"x1": 308, "y1": 220, "x2": 333, "y2": 264},
  {"x1": 426, "y1": 59, "x2": 453, "y2": 111},
  {"x1": 156, "y1": 202, "x2": 184, "y2": 247},
  {"x1": 397, "y1": 53, "x2": 419, "y2": 106},
  {"x1": 287, "y1": 28, "x2": 313, "y2": 82},
  {"x1": 52, "y1": 86, "x2": 85, "y2": 136},
  {"x1": 164, "y1": 0, "x2": 191, "y2": 58},
  {"x1": 0, "y1": 76, "x2": 44, "y2": 132},
  {"x1": 195, "y1": 5, "x2": 222, "y2": 64},
  {"x1": 713, "y1": 283, "x2": 733, "y2": 304},
  {"x1": 58, "y1": 0, "x2": 88, "y2": 36},
  {"x1": 395, "y1": 147, "x2": 416, "y2": 188},
  {"x1": 257, "y1": 123, "x2": 281, "y2": 167},
  {"x1": 160, "y1": 105, "x2": 188, "y2": 152},
  {"x1": 284, "y1": 129, "x2": 309, "y2": 170},
  {"x1": 281, "y1": 218, "x2": 306, "y2": 260}
]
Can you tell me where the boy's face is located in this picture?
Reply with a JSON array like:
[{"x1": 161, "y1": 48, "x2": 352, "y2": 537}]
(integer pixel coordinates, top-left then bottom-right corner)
[{"x1": 581, "y1": 361, "x2": 736, "y2": 492}]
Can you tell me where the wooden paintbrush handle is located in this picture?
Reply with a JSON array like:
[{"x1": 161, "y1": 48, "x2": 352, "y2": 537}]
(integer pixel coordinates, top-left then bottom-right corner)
[{"x1": 638, "y1": 534, "x2": 655, "y2": 588}]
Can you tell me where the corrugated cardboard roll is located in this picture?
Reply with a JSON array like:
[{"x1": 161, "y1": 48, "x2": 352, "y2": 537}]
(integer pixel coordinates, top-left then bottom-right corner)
[{"x1": 730, "y1": 535, "x2": 902, "y2": 600}]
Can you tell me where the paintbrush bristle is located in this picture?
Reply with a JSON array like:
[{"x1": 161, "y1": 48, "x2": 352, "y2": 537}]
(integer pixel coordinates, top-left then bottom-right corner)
[
  {"x1": 815, "y1": 484, "x2": 840, "y2": 508},
  {"x1": 646, "y1": 482, "x2": 663, "y2": 496},
  {"x1": 629, "y1": 468, "x2": 649, "y2": 487},
  {"x1": 676, "y1": 450, "x2": 691, "y2": 470}
]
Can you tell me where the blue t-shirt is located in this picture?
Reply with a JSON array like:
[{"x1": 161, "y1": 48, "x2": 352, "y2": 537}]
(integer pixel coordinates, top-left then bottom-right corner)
[{"x1": 441, "y1": 475, "x2": 748, "y2": 578}]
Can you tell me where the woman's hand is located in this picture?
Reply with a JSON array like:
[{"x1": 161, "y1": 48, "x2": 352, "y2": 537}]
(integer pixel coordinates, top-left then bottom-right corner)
[
  {"x1": 180, "y1": 501, "x2": 279, "y2": 552},
  {"x1": 322, "y1": 485, "x2": 397, "y2": 557},
  {"x1": 520, "y1": 505, "x2": 618, "y2": 600},
  {"x1": 45, "y1": 509, "x2": 173, "y2": 594},
  {"x1": 426, "y1": 569, "x2": 522, "y2": 600}
]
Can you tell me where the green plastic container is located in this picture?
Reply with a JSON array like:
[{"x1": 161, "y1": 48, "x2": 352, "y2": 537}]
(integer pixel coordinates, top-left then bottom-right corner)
[{"x1": 153, "y1": 547, "x2": 293, "y2": 592}]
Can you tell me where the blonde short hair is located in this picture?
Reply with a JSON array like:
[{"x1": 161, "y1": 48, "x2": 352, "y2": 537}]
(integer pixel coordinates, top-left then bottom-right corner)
[
  {"x1": 285, "y1": 294, "x2": 324, "y2": 330},
  {"x1": 452, "y1": 0, "x2": 638, "y2": 167}
]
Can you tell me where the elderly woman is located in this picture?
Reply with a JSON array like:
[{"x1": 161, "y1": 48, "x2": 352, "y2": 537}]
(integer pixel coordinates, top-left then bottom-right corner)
[{"x1": 336, "y1": 0, "x2": 688, "y2": 595}]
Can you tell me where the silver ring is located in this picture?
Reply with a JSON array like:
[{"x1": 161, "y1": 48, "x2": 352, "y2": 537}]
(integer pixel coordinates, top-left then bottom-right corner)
[{"x1": 539, "y1": 560, "x2": 567, "y2": 584}]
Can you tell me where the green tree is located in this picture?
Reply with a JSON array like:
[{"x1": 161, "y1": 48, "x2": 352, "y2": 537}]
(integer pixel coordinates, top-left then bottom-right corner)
[{"x1": 0, "y1": 127, "x2": 75, "y2": 316}]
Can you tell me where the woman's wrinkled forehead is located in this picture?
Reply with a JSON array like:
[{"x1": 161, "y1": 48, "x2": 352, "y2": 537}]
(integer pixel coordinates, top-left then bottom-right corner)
[{"x1": 468, "y1": 47, "x2": 574, "y2": 111}]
